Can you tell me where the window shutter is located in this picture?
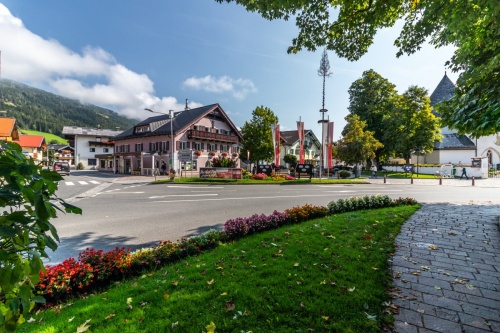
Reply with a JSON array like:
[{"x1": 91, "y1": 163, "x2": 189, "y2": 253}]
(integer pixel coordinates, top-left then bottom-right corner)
[
  {"x1": 201, "y1": 143, "x2": 204, "y2": 150},
  {"x1": 176, "y1": 141, "x2": 180, "y2": 150},
  {"x1": 166, "y1": 141, "x2": 170, "y2": 151},
  {"x1": 187, "y1": 142, "x2": 191, "y2": 149}
]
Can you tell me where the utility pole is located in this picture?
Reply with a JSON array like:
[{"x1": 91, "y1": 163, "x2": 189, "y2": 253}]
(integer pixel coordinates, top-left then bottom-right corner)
[{"x1": 317, "y1": 49, "x2": 332, "y2": 179}]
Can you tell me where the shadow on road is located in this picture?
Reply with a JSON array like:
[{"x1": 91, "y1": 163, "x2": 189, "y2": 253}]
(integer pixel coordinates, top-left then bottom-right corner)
[
  {"x1": 45, "y1": 231, "x2": 161, "y2": 265},
  {"x1": 183, "y1": 223, "x2": 224, "y2": 238}
]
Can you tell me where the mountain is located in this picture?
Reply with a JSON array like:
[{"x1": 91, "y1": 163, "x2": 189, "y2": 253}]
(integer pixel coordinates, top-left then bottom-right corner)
[{"x1": 0, "y1": 79, "x2": 138, "y2": 135}]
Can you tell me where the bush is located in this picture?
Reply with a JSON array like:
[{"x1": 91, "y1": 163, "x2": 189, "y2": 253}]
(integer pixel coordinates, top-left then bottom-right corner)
[
  {"x1": 285, "y1": 175, "x2": 296, "y2": 180},
  {"x1": 339, "y1": 170, "x2": 351, "y2": 178},
  {"x1": 77, "y1": 162, "x2": 85, "y2": 170},
  {"x1": 0, "y1": 142, "x2": 81, "y2": 330},
  {"x1": 251, "y1": 173, "x2": 267, "y2": 180},
  {"x1": 327, "y1": 195, "x2": 417, "y2": 214}
]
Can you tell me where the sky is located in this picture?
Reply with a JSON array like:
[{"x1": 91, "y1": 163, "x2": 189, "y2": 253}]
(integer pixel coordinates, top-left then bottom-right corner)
[{"x1": 0, "y1": 0, "x2": 459, "y2": 140}]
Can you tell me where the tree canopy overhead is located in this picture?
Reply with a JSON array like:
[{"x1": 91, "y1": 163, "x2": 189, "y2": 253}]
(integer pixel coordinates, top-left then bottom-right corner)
[{"x1": 216, "y1": 0, "x2": 499, "y2": 136}]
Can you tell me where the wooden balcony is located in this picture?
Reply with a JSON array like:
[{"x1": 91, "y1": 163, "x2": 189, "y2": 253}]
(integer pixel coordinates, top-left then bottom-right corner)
[{"x1": 187, "y1": 130, "x2": 238, "y2": 143}]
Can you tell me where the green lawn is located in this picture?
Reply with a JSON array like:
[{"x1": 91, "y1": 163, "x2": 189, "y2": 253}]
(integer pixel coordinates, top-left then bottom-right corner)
[
  {"x1": 19, "y1": 130, "x2": 68, "y2": 145},
  {"x1": 154, "y1": 178, "x2": 370, "y2": 185},
  {"x1": 17, "y1": 205, "x2": 419, "y2": 333}
]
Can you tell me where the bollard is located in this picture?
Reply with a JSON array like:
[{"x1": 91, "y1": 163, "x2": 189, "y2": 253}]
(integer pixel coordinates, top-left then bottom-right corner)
[
  {"x1": 472, "y1": 176, "x2": 475, "y2": 186},
  {"x1": 411, "y1": 176, "x2": 413, "y2": 184},
  {"x1": 439, "y1": 177, "x2": 442, "y2": 185},
  {"x1": 337, "y1": 173, "x2": 340, "y2": 179},
  {"x1": 384, "y1": 175, "x2": 386, "y2": 184}
]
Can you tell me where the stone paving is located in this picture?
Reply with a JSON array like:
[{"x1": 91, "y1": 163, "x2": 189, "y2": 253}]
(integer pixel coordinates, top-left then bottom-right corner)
[{"x1": 391, "y1": 203, "x2": 500, "y2": 332}]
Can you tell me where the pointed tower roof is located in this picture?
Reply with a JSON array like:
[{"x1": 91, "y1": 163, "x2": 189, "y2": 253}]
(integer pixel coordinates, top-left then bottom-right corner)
[{"x1": 430, "y1": 73, "x2": 456, "y2": 106}]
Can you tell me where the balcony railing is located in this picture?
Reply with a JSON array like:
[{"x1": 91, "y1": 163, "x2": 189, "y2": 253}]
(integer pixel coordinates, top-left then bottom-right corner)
[{"x1": 187, "y1": 130, "x2": 238, "y2": 143}]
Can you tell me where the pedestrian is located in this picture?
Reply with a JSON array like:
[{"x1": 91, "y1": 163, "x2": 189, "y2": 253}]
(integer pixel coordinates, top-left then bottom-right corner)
[
  {"x1": 460, "y1": 167, "x2": 468, "y2": 180},
  {"x1": 161, "y1": 161, "x2": 167, "y2": 175},
  {"x1": 371, "y1": 164, "x2": 377, "y2": 178}
]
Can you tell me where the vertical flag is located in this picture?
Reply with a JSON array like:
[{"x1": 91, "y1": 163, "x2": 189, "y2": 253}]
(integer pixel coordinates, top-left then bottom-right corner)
[
  {"x1": 275, "y1": 124, "x2": 280, "y2": 168},
  {"x1": 327, "y1": 122, "x2": 334, "y2": 168},
  {"x1": 297, "y1": 121, "x2": 305, "y2": 164},
  {"x1": 247, "y1": 150, "x2": 250, "y2": 161},
  {"x1": 271, "y1": 125, "x2": 281, "y2": 168}
]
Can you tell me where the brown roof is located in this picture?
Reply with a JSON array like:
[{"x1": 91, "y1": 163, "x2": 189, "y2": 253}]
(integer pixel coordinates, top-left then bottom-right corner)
[
  {"x1": 15, "y1": 135, "x2": 46, "y2": 149},
  {"x1": 0, "y1": 117, "x2": 19, "y2": 140}
]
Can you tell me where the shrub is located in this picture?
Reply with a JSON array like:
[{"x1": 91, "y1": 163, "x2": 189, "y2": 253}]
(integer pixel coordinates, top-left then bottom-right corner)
[
  {"x1": 339, "y1": 170, "x2": 351, "y2": 178},
  {"x1": 284, "y1": 204, "x2": 329, "y2": 224},
  {"x1": 78, "y1": 247, "x2": 131, "y2": 281},
  {"x1": 36, "y1": 259, "x2": 94, "y2": 300},
  {"x1": 271, "y1": 174, "x2": 285, "y2": 181},
  {"x1": 327, "y1": 195, "x2": 417, "y2": 214},
  {"x1": 251, "y1": 173, "x2": 267, "y2": 180},
  {"x1": 77, "y1": 162, "x2": 85, "y2": 170},
  {"x1": 285, "y1": 175, "x2": 296, "y2": 180},
  {"x1": 0, "y1": 142, "x2": 81, "y2": 330}
]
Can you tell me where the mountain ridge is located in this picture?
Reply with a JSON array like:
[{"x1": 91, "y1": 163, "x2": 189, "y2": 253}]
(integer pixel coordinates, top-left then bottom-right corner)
[{"x1": 0, "y1": 79, "x2": 138, "y2": 136}]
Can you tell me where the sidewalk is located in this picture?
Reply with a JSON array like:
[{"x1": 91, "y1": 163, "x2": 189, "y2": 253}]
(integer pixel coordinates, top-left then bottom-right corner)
[
  {"x1": 391, "y1": 203, "x2": 500, "y2": 332},
  {"x1": 368, "y1": 176, "x2": 500, "y2": 187}
]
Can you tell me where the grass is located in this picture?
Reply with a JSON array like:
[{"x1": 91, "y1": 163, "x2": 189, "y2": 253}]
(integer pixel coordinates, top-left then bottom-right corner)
[
  {"x1": 153, "y1": 178, "x2": 369, "y2": 185},
  {"x1": 18, "y1": 205, "x2": 419, "y2": 333},
  {"x1": 19, "y1": 130, "x2": 68, "y2": 145}
]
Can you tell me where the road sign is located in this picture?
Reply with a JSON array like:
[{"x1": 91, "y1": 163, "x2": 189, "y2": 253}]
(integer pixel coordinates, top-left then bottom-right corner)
[{"x1": 178, "y1": 150, "x2": 193, "y2": 162}]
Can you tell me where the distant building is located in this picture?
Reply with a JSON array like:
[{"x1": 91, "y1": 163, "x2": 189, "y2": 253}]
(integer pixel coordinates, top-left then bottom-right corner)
[
  {"x1": 112, "y1": 103, "x2": 242, "y2": 175},
  {"x1": 420, "y1": 73, "x2": 500, "y2": 170},
  {"x1": 0, "y1": 117, "x2": 19, "y2": 142},
  {"x1": 46, "y1": 144, "x2": 74, "y2": 164},
  {"x1": 62, "y1": 126, "x2": 122, "y2": 170},
  {"x1": 280, "y1": 130, "x2": 322, "y2": 166},
  {"x1": 15, "y1": 134, "x2": 46, "y2": 164}
]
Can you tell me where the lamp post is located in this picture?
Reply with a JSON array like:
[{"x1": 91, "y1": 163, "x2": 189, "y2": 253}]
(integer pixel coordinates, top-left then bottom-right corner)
[{"x1": 145, "y1": 108, "x2": 176, "y2": 175}]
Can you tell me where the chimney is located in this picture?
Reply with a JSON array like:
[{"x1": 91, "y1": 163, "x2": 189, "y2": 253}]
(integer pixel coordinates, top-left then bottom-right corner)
[{"x1": 185, "y1": 99, "x2": 190, "y2": 111}]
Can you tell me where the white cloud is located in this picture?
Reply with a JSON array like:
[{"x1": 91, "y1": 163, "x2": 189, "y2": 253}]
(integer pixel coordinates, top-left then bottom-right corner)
[
  {"x1": 0, "y1": 3, "x2": 197, "y2": 120},
  {"x1": 183, "y1": 75, "x2": 257, "y2": 100}
]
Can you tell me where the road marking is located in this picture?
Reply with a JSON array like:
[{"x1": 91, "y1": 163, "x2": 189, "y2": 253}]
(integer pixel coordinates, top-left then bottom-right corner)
[
  {"x1": 149, "y1": 194, "x2": 218, "y2": 199},
  {"x1": 150, "y1": 193, "x2": 358, "y2": 203},
  {"x1": 78, "y1": 181, "x2": 88, "y2": 185},
  {"x1": 167, "y1": 185, "x2": 225, "y2": 189},
  {"x1": 90, "y1": 180, "x2": 100, "y2": 184},
  {"x1": 98, "y1": 191, "x2": 145, "y2": 194},
  {"x1": 65, "y1": 182, "x2": 75, "y2": 186}
]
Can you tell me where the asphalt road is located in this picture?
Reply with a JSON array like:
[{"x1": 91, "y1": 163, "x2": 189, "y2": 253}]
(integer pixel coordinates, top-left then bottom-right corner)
[{"x1": 46, "y1": 171, "x2": 500, "y2": 264}]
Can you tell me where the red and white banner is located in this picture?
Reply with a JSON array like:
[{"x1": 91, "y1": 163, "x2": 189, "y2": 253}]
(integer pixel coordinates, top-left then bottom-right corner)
[
  {"x1": 297, "y1": 121, "x2": 305, "y2": 164},
  {"x1": 326, "y1": 122, "x2": 334, "y2": 168},
  {"x1": 271, "y1": 124, "x2": 281, "y2": 167}
]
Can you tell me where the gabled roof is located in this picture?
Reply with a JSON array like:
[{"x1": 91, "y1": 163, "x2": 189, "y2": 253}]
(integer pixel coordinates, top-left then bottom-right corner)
[
  {"x1": 113, "y1": 103, "x2": 242, "y2": 141},
  {"x1": 0, "y1": 117, "x2": 19, "y2": 140},
  {"x1": 46, "y1": 144, "x2": 74, "y2": 152},
  {"x1": 430, "y1": 73, "x2": 456, "y2": 106},
  {"x1": 62, "y1": 126, "x2": 123, "y2": 137},
  {"x1": 16, "y1": 135, "x2": 46, "y2": 148},
  {"x1": 434, "y1": 133, "x2": 476, "y2": 150},
  {"x1": 280, "y1": 130, "x2": 320, "y2": 148}
]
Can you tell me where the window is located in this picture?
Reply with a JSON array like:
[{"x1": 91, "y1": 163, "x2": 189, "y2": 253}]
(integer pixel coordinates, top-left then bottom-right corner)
[
  {"x1": 103, "y1": 148, "x2": 109, "y2": 153},
  {"x1": 135, "y1": 143, "x2": 143, "y2": 152},
  {"x1": 179, "y1": 142, "x2": 187, "y2": 150},
  {"x1": 90, "y1": 148, "x2": 95, "y2": 152},
  {"x1": 221, "y1": 145, "x2": 229, "y2": 152},
  {"x1": 96, "y1": 137, "x2": 102, "y2": 142},
  {"x1": 205, "y1": 127, "x2": 210, "y2": 132},
  {"x1": 88, "y1": 159, "x2": 97, "y2": 166},
  {"x1": 194, "y1": 142, "x2": 202, "y2": 151}
]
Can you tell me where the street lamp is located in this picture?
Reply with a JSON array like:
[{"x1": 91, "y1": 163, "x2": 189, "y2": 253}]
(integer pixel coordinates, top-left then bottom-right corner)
[{"x1": 145, "y1": 108, "x2": 176, "y2": 174}]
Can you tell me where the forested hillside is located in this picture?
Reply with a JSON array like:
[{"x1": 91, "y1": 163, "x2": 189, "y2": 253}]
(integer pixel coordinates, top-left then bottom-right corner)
[{"x1": 0, "y1": 79, "x2": 138, "y2": 135}]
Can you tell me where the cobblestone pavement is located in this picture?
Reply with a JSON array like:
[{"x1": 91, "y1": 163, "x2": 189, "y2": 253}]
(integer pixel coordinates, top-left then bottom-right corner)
[{"x1": 391, "y1": 203, "x2": 500, "y2": 332}]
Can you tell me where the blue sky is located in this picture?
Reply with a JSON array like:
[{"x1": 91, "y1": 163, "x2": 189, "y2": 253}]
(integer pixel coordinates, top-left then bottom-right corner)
[{"x1": 0, "y1": 0, "x2": 458, "y2": 140}]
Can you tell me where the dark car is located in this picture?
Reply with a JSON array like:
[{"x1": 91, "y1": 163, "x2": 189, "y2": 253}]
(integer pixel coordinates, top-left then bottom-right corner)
[{"x1": 53, "y1": 161, "x2": 70, "y2": 176}]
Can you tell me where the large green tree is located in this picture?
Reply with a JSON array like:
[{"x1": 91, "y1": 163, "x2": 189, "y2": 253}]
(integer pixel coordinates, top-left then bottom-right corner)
[
  {"x1": 348, "y1": 69, "x2": 398, "y2": 164},
  {"x1": 383, "y1": 86, "x2": 442, "y2": 163},
  {"x1": 0, "y1": 142, "x2": 81, "y2": 331},
  {"x1": 333, "y1": 114, "x2": 383, "y2": 175},
  {"x1": 240, "y1": 106, "x2": 279, "y2": 164},
  {"x1": 215, "y1": 0, "x2": 499, "y2": 136}
]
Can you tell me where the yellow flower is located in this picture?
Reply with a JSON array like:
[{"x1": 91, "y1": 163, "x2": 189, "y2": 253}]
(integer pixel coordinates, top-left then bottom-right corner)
[{"x1": 206, "y1": 321, "x2": 216, "y2": 333}]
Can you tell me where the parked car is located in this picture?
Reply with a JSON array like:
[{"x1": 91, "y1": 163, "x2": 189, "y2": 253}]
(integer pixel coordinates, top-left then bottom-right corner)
[{"x1": 53, "y1": 161, "x2": 70, "y2": 175}]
